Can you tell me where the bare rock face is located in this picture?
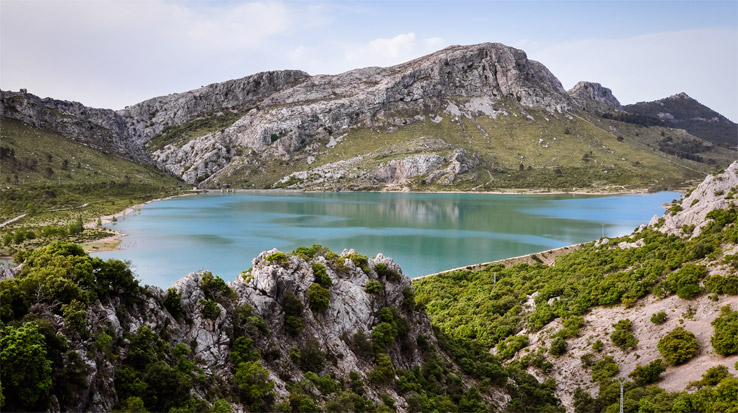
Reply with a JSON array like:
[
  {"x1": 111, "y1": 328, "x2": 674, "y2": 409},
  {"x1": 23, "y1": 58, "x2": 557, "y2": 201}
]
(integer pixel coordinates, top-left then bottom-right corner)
[
  {"x1": 567, "y1": 81, "x2": 621, "y2": 114},
  {"x1": 0, "y1": 90, "x2": 149, "y2": 163},
  {"x1": 650, "y1": 161, "x2": 738, "y2": 237},
  {"x1": 144, "y1": 42, "x2": 572, "y2": 185}
]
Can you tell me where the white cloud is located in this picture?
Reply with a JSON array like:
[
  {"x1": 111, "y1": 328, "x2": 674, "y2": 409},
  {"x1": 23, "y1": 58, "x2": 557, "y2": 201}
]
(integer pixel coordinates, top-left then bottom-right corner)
[
  {"x1": 344, "y1": 33, "x2": 448, "y2": 69},
  {"x1": 527, "y1": 29, "x2": 738, "y2": 121},
  {"x1": 0, "y1": 0, "x2": 315, "y2": 108}
]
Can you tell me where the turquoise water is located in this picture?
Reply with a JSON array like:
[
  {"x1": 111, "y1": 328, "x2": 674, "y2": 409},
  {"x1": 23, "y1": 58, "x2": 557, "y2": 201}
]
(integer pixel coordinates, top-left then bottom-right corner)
[{"x1": 93, "y1": 191, "x2": 680, "y2": 288}]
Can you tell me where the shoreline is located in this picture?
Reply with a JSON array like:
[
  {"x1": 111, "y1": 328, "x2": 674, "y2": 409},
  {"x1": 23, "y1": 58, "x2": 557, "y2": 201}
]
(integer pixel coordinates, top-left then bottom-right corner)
[
  {"x1": 81, "y1": 191, "x2": 202, "y2": 252},
  {"x1": 80, "y1": 186, "x2": 679, "y2": 254}
]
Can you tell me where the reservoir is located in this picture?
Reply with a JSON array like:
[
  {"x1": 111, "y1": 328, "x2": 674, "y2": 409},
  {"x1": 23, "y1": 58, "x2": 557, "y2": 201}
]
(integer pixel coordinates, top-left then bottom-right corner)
[{"x1": 93, "y1": 191, "x2": 680, "y2": 288}]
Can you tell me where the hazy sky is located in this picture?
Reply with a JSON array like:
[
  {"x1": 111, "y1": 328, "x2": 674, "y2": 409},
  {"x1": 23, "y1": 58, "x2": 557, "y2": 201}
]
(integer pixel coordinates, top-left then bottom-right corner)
[{"x1": 1, "y1": 0, "x2": 737, "y2": 121}]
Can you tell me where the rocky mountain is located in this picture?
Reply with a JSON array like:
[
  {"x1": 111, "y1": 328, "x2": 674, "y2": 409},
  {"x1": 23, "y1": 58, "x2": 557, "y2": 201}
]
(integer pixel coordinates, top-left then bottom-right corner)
[
  {"x1": 2, "y1": 42, "x2": 736, "y2": 192},
  {"x1": 624, "y1": 93, "x2": 738, "y2": 148},
  {"x1": 0, "y1": 90, "x2": 148, "y2": 164},
  {"x1": 0, "y1": 242, "x2": 562, "y2": 411},
  {"x1": 567, "y1": 81, "x2": 621, "y2": 115}
]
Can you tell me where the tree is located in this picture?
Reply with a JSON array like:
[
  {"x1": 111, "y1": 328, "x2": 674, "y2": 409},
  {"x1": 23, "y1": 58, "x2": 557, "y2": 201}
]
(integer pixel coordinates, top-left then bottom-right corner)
[
  {"x1": 628, "y1": 359, "x2": 666, "y2": 385},
  {"x1": 0, "y1": 322, "x2": 53, "y2": 410},
  {"x1": 711, "y1": 305, "x2": 738, "y2": 356},
  {"x1": 658, "y1": 327, "x2": 699, "y2": 365}
]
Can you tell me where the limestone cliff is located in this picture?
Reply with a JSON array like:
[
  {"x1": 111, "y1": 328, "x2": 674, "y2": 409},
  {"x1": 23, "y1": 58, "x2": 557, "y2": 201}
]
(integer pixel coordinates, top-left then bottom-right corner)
[{"x1": 567, "y1": 81, "x2": 621, "y2": 114}]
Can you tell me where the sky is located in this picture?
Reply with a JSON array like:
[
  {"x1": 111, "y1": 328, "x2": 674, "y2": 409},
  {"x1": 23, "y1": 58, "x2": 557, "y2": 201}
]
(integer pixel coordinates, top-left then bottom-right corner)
[{"x1": 1, "y1": 0, "x2": 737, "y2": 122}]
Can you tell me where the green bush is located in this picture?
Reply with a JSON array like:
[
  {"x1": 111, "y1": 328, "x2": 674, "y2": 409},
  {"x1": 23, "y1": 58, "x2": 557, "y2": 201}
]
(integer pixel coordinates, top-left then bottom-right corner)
[
  {"x1": 591, "y1": 356, "x2": 619, "y2": 382},
  {"x1": 307, "y1": 283, "x2": 330, "y2": 313},
  {"x1": 311, "y1": 262, "x2": 332, "y2": 287},
  {"x1": 650, "y1": 311, "x2": 667, "y2": 325},
  {"x1": 199, "y1": 299, "x2": 221, "y2": 320},
  {"x1": 705, "y1": 274, "x2": 738, "y2": 295},
  {"x1": 369, "y1": 353, "x2": 395, "y2": 384},
  {"x1": 375, "y1": 262, "x2": 401, "y2": 282},
  {"x1": 265, "y1": 252, "x2": 289, "y2": 266},
  {"x1": 549, "y1": 336, "x2": 567, "y2": 355},
  {"x1": 658, "y1": 327, "x2": 699, "y2": 365},
  {"x1": 0, "y1": 322, "x2": 53, "y2": 411},
  {"x1": 611, "y1": 318, "x2": 638, "y2": 351},
  {"x1": 365, "y1": 280, "x2": 383, "y2": 295},
  {"x1": 231, "y1": 337, "x2": 260, "y2": 366},
  {"x1": 496, "y1": 335, "x2": 529, "y2": 359},
  {"x1": 628, "y1": 359, "x2": 666, "y2": 385},
  {"x1": 592, "y1": 339, "x2": 604, "y2": 352},
  {"x1": 346, "y1": 253, "x2": 370, "y2": 274},
  {"x1": 164, "y1": 288, "x2": 183, "y2": 319},
  {"x1": 234, "y1": 360, "x2": 275, "y2": 411},
  {"x1": 663, "y1": 264, "x2": 706, "y2": 299},
  {"x1": 299, "y1": 337, "x2": 326, "y2": 373},
  {"x1": 692, "y1": 365, "x2": 730, "y2": 388},
  {"x1": 282, "y1": 291, "x2": 304, "y2": 335},
  {"x1": 711, "y1": 305, "x2": 738, "y2": 356}
]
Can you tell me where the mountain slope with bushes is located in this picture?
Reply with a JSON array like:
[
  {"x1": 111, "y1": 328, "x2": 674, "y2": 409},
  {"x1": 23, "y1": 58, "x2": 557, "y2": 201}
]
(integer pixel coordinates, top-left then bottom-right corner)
[{"x1": 413, "y1": 162, "x2": 738, "y2": 411}]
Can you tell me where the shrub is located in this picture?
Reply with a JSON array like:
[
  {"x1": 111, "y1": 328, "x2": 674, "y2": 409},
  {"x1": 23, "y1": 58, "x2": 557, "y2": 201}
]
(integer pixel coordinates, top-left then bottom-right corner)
[
  {"x1": 365, "y1": 280, "x2": 383, "y2": 295},
  {"x1": 0, "y1": 322, "x2": 53, "y2": 411},
  {"x1": 591, "y1": 356, "x2": 619, "y2": 382},
  {"x1": 663, "y1": 264, "x2": 706, "y2": 299},
  {"x1": 559, "y1": 315, "x2": 585, "y2": 338},
  {"x1": 497, "y1": 335, "x2": 529, "y2": 359},
  {"x1": 693, "y1": 365, "x2": 730, "y2": 388},
  {"x1": 282, "y1": 291, "x2": 304, "y2": 335},
  {"x1": 351, "y1": 330, "x2": 374, "y2": 360},
  {"x1": 164, "y1": 288, "x2": 183, "y2": 319},
  {"x1": 628, "y1": 359, "x2": 666, "y2": 385},
  {"x1": 369, "y1": 353, "x2": 395, "y2": 384},
  {"x1": 299, "y1": 337, "x2": 326, "y2": 373},
  {"x1": 265, "y1": 252, "x2": 289, "y2": 266},
  {"x1": 549, "y1": 337, "x2": 567, "y2": 356},
  {"x1": 311, "y1": 262, "x2": 332, "y2": 287},
  {"x1": 231, "y1": 337, "x2": 260, "y2": 366},
  {"x1": 307, "y1": 283, "x2": 330, "y2": 313},
  {"x1": 611, "y1": 319, "x2": 638, "y2": 351},
  {"x1": 705, "y1": 274, "x2": 738, "y2": 295},
  {"x1": 201, "y1": 272, "x2": 234, "y2": 301},
  {"x1": 234, "y1": 360, "x2": 275, "y2": 411},
  {"x1": 592, "y1": 339, "x2": 604, "y2": 352},
  {"x1": 402, "y1": 287, "x2": 416, "y2": 311},
  {"x1": 650, "y1": 311, "x2": 667, "y2": 325},
  {"x1": 658, "y1": 327, "x2": 699, "y2": 365},
  {"x1": 711, "y1": 305, "x2": 738, "y2": 356},
  {"x1": 374, "y1": 262, "x2": 401, "y2": 282},
  {"x1": 346, "y1": 253, "x2": 370, "y2": 274},
  {"x1": 200, "y1": 299, "x2": 221, "y2": 320}
]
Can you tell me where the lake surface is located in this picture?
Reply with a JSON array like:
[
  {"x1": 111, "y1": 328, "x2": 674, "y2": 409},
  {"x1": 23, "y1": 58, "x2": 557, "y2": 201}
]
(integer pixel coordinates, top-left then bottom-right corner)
[{"x1": 93, "y1": 191, "x2": 680, "y2": 288}]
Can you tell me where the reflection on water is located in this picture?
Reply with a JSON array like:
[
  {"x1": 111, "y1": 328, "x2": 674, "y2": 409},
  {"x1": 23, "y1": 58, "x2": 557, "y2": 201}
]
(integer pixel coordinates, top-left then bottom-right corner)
[{"x1": 93, "y1": 191, "x2": 679, "y2": 288}]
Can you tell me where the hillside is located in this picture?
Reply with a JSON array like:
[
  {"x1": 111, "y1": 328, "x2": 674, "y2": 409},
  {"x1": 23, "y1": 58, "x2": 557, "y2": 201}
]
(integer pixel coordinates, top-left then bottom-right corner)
[
  {"x1": 413, "y1": 162, "x2": 738, "y2": 412},
  {"x1": 624, "y1": 93, "x2": 738, "y2": 149},
  {"x1": 0, "y1": 117, "x2": 181, "y2": 255},
  {"x1": 0, "y1": 243, "x2": 562, "y2": 412},
  {"x1": 1, "y1": 42, "x2": 735, "y2": 195}
]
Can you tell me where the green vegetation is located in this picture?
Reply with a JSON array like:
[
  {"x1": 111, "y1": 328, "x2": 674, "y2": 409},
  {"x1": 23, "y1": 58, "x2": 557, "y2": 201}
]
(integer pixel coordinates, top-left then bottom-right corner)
[
  {"x1": 651, "y1": 311, "x2": 667, "y2": 325},
  {"x1": 414, "y1": 204, "x2": 737, "y2": 350},
  {"x1": 282, "y1": 290, "x2": 304, "y2": 335},
  {"x1": 628, "y1": 359, "x2": 666, "y2": 386},
  {"x1": 0, "y1": 118, "x2": 181, "y2": 255},
  {"x1": 307, "y1": 283, "x2": 330, "y2": 312},
  {"x1": 658, "y1": 327, "x2": 700, "y2": 365},
  {"x1": 610, "y1": 318, "x2": 638, "y2": 351},
  {"x1": 711, "y1": 305, "x2": 738, "y2": 356},
  {"x1": 0, "y1": 322, "x2": 53, "y2": 411}
]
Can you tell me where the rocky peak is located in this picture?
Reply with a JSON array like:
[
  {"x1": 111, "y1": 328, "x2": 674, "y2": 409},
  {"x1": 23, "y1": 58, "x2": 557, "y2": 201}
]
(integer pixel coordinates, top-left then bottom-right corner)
[
  {"x1": 650, "y1": 161, "x2": 738, "y2": 237},
  {"x1": 567, "y1": 81, "x2": 621, "y2": 114},
  {"x1": 0, "y1": 90, "x2": 149, "y2": 163},
  {"x1": 118, "y1": 70, "x2": 310, "y2": 144}
]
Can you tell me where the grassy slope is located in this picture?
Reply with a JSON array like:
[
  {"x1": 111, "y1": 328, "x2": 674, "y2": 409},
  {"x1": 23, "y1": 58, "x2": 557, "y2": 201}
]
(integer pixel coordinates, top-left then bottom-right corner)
[
  {"x1": 215, "y1": 101, "x2": 726, "y2": 191},
  {"x1": 0, "y1": 117, "x2": 182, "y2": 254}
]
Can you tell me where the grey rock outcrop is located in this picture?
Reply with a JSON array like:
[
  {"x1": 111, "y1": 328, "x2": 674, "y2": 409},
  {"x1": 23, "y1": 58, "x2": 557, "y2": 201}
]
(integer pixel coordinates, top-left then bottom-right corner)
[
  {"x1": 567, "y1": 81, "x2": 621, "y2": 114},
  {"x1": 649, "y1": 161, "x2": 738, "y2": 237},
  {"x1": 143, "y1": 42, "x2": 573, "y2": 185},
  {"x1": 0, "y1": 90, "x2": 150, "y2": 163}
]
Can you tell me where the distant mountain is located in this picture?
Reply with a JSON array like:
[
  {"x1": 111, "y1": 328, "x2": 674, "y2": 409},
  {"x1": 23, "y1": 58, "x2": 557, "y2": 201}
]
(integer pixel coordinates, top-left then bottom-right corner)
[
  {"x1": 2, "y1": 43, "x2": 736, "y2": 193},
  {"x1": 624, "y1": 93, "x2": 737, "y2": 148}
]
